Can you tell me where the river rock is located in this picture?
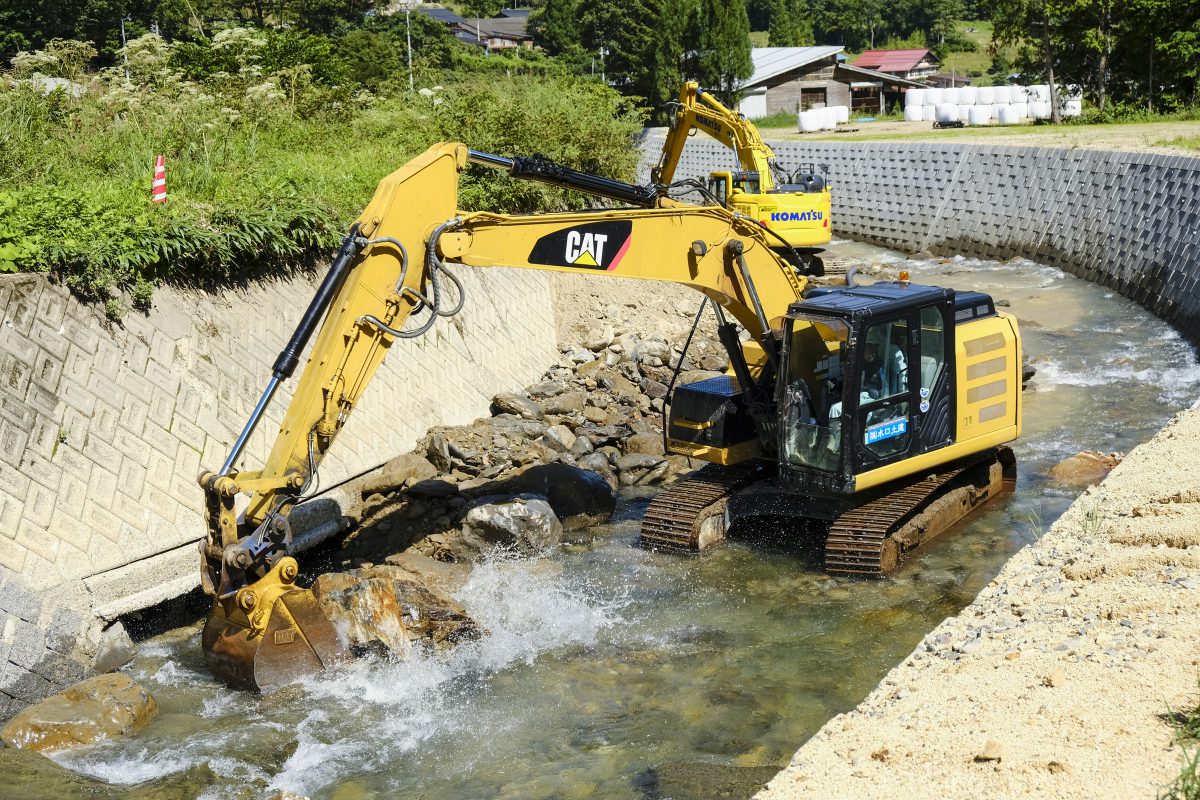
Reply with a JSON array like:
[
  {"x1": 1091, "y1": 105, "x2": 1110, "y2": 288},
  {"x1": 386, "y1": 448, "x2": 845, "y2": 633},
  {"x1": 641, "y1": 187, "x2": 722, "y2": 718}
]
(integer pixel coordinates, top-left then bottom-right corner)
[
  {"x1": 699, "y1": 354, "x2": 728, "y2": 372},
  {"x1": 540, "y1": 424, "x2": 577, "y2": 453},
  {"x1": 541, "y1": 391, "x2": 586, "y2": 415},
  {"x1": 636, "y1": 762, "x2": 778, "y2": 800},
  {"x1": 637, "y1": 338, "x2": 672, "y2": 362},
  {"x1": 1049, "y1": 451, "x2": 1121, "y2": 488},
  {"x1": 312, "y1": 565, "x2": 480, "y2": 656},
  {"x1": 382, "y1": 552, "x2": 471, "y2": 594},
  {"x1": 359, "y1": 453, "x2": 439, "y2": 498},
  {"x1": 461, "y1": 497, "x2": 563, "y2": 554},
  {"x1": 0, "y1": 673, "x2": 157, "y2": 753},
  {"x1": 678, "y1": 369, "x2": 724, "y2": 385},
  {"x1": 640, "y1": 377, "x2": 669, "y2": 399},
  {"x1": 492, "y1": 392, "x2": 544, "y2": 420},
  {"x1": 585, "y1": 325, "x2": 615, "y2": 351},
  {"x1": 624, "y1": 432, "x2": 665, "y2": 456},
  {"x1": 474, "y1": 462, "x2": 616, "y2": 526},
  {"x1": 616, "y1": 452, "x2": 665, "y2": 485}
]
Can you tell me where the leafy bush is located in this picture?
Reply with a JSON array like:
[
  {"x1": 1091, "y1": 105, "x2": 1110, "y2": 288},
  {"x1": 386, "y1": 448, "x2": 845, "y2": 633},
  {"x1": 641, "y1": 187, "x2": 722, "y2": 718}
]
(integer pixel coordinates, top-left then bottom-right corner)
[{"x1": 0, "y1": 38, "x2": 645, "y2": 314}]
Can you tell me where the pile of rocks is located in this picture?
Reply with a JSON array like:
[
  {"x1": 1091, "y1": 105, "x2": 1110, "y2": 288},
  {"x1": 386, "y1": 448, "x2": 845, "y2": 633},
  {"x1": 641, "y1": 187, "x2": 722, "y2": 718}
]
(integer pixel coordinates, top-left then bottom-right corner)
[{"x1": 339, "y1": 325, "x2": 728, "y2": 567}]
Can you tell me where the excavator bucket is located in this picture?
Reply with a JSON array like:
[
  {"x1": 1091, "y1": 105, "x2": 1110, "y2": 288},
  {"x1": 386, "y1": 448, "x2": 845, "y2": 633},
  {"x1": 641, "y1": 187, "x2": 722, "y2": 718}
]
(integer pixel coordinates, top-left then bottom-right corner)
[{"x1": 201, "y1": 557, "x2": 348, "y2": 692}]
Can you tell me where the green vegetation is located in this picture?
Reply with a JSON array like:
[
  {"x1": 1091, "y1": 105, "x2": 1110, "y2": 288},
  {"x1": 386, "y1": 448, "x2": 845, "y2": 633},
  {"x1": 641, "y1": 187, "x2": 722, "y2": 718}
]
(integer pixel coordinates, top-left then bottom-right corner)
[
  {"x1": 0, "y1": 32, "x2": 642, "y2": 314},
  {"x1": 939, "y1": 20, "x2": 998, "y2": 80},
  {"x1": 750, "y1": 109, "x2": 799, "y2": 127},
  {"x1": 1162, "y1": 690, "x2": 1200, "y2": 800},
  {"x1": 1162, "y1": 136, "x2": 1200, "y2": 152}
]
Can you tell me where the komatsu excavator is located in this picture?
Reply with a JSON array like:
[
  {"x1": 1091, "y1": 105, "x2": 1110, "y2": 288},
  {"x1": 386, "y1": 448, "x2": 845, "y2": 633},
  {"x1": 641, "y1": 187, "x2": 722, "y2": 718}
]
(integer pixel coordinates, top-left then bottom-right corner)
[
  {"x1": 197, "y1": 142, "x2": 1020, "y2": 691},
  {"x1": 652, "y1": 81, "x2": 832, "y2": 273}
]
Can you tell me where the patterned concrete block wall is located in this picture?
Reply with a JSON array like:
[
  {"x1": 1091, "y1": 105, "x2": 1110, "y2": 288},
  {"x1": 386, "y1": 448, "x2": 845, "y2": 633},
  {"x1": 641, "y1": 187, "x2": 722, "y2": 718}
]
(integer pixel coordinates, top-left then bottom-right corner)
[
  {"x1": 0, "y1": 266, "x2": 557, "y2": 714},
  {"x1": 655, "y1": 139, "x2": 1200, "y2": 341}
]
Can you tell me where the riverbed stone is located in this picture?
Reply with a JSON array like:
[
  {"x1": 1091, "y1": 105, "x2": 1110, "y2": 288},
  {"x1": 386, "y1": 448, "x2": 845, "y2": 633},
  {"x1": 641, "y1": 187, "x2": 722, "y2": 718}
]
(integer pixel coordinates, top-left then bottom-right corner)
[
  {"x1": 473, "y1": 462, "x2": 616, "y2": 527},
  {"x1": 461, "y1": 497, "x2": 563, "y2": 554},
  {"x1": 492, "y1": 392, "x2": 544, "y2": 420},
  {"x1": 0, "y1": 673, "x2": 157, "y2": 753},
  {"x1": 311, "y1": 565, "x2": 480, "y2": 656},
  {"x1": 358, "y1": 453, "x2": 439, "y2": 498},
  {"x1": 1049, "y1": 451, "x2": 1121, "y2": 488}
]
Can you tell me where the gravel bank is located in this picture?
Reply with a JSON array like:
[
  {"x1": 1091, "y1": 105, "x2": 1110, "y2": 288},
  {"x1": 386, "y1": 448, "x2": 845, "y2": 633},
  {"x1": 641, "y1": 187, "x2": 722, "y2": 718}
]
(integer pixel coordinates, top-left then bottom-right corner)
[{"x1": 758, "y1": 401, "x2": 1200, "y2": 799}]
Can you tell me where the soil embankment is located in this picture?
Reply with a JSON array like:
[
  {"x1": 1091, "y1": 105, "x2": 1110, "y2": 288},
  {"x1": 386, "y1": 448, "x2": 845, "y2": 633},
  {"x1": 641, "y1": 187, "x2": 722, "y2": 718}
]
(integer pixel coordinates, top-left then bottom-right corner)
[{"x1": 758, "y1": 401, "x2": 1200, "y2": 799}]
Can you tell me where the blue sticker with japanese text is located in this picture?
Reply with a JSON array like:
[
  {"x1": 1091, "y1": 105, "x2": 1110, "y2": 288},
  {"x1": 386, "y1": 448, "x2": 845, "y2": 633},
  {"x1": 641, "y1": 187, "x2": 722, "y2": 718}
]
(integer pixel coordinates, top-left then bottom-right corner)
[{"x1": 865, "y1": 417, "x2": 908, "y2": 444}]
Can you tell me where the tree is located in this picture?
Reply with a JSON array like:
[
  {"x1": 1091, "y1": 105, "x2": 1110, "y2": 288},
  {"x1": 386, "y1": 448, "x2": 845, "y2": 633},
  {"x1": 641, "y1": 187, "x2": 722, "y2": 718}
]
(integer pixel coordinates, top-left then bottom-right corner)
[
  {"x1": 768, "y1": 0, "x2": 814, "y2": 46},
  {"x1": 986, "y1": 0, "x2": 1063, "y2": 122},
  {"x1": 529, "y1": 0, "x2": 580, "y2": 56},
  {"x1": 688, "y1": 0, "x2": 753, "y2": 104}
]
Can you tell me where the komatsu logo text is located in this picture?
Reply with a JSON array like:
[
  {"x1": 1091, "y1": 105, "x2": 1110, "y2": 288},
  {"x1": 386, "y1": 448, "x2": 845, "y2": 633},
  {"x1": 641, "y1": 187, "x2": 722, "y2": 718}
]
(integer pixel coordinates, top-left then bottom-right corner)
[
  {"x1": 528, "y1": 220, "x2": 633, "y2": 271},
  {"x1": 769, "y1": 211, "x2": 824, "y2": 222}
]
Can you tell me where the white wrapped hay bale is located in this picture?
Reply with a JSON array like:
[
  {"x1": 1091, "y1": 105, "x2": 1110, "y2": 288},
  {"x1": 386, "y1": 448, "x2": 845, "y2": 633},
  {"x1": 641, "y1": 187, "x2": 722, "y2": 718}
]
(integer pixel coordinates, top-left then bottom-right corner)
[
  {"x1": 904, "y1": 105, "x2": 924, "y2": 122},
  {"x1": 1063, "y1": 97, "x2": 1083, "y2": 117},
  {"x1": 798, "y1": 109, "x2": 822, "y2": 132},
  {"x1": 993, "y1": 85, "x2": 1013, "y2": 103},
  {"x1": 1029, "y1": 100, "x2": 1052, "y2": 119},
  {"x1": 905, "y1": 88, "x2": 925, "y2": 107},
  {"x1": 834, "y1": 105, "x2": 849, "y2": 124},
  {"x1": 959, "y1": 86, "x2": 978, "y2": 105},
  {"x1": 924, "y1": 87, "x2": 943, "y2": 105},
  {"x1": 922, "y1": 105, "x2": 937, "y2": 121},
  {"x1": 968, "y1": 105, "x2": 993, "y2": 125},
  {"x1": 821, "y1": 107, "x2": 838, "y2": 129},
  {"x1": 958, "y1": 104, "x2": 973, "y2": 121},
  {"x1": 1010, "y1": 102, "x2": 1029, "y2": 118},
  {"x1": 977, "y1": 86, "x2": 995, "y2": 104},
  {"x1": 935, "y1": 103, "x2": 959, "y2": 124},
  {"x1": 997, "y1": 105, "x2": 1020, "y2": 125},
  {"x1": 991, "y1": 102, "x2": 1007, "y2": 118},
  {"x1": 1026, "y1": 84, "x2": 1050, "y2": 103}
]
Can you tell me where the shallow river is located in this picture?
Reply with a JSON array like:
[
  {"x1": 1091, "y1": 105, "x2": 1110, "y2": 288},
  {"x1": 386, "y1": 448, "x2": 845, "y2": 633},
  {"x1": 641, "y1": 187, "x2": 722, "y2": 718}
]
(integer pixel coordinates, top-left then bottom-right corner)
[{"x1": 40, "y1": 245, "x2": 1200, "y2": 799}]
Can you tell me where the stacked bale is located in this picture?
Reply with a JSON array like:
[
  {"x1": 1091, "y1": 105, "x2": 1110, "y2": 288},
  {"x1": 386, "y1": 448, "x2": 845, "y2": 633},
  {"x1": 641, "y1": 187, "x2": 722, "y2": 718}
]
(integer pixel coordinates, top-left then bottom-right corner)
[{"x1": 903, "y1": 83, "x2": 1085, "y2": 125}]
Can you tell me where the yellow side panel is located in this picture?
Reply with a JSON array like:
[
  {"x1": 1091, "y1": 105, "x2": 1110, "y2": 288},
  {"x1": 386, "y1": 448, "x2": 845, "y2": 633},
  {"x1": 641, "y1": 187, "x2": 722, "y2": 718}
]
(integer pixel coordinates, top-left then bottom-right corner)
[
  {"x1": 955, "y1": 313, "x2": 1022, "y2": 444},
  {"x1": 734, "y1": 190, "x2": 833, "y2": 248}
]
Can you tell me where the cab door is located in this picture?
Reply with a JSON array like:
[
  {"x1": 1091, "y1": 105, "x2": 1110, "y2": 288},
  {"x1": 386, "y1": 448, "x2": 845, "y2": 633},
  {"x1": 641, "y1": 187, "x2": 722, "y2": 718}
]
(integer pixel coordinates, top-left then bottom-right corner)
[{"x1": 851, "y1": 300, "x2": 954, "y2": 473}]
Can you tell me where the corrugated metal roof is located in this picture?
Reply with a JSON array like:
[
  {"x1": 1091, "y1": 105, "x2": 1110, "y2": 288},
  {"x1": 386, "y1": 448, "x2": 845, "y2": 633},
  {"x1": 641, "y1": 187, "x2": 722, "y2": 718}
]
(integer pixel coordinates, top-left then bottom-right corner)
[
  {"x1": 836, "y1": 62, "x2": 926, "y2": 88},
  {"x1": 853, "y1": 49, "x2": 935, "y2": 73},
  {"x1": 740, "y1": 46, "x2": 845, "y2": 89},
  {"x1": 418, "y1": 7, "x2": 465, "y2": 24}
]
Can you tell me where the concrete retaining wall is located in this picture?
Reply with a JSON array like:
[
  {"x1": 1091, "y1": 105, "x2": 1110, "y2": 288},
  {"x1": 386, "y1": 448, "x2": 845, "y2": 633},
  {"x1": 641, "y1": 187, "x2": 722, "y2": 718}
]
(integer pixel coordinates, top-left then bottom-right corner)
[
  {"x1": 659, "y1": 139, "x2": 1200, "y2": 341},
  {"x1": 0, "y1": 267, "x2": 557, "y2": 714}
]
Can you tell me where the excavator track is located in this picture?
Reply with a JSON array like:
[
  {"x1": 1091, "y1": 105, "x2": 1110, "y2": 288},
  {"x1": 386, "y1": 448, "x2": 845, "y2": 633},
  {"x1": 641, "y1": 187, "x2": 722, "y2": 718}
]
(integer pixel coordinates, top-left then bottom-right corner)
[
  {"x1": 824, "y1": 447, "x2": 1012, "y2": 576},
  {"x1": 638, "y1": 462, "x2": 763, "y2": 552}
]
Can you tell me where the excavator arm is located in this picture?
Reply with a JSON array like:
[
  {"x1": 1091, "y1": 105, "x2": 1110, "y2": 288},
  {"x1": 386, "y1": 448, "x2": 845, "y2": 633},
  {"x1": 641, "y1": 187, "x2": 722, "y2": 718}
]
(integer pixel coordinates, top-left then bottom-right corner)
[
  {"x1": 652, "y1": 81, "x2": 781, "y2": 189},
  {"x1": 198, "y1": 141, "x2": 807, "y2": 690}
]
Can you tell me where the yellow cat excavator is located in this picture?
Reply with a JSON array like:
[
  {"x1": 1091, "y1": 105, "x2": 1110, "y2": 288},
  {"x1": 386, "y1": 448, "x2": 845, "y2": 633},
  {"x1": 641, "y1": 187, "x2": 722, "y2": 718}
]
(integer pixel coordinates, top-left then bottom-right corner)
[
  {"x1": 197, "y1": 142, "x2": 1020, "y2": 691},
  {"x1": 652, "y1": 81, "x2": 832, "y2": 274}
]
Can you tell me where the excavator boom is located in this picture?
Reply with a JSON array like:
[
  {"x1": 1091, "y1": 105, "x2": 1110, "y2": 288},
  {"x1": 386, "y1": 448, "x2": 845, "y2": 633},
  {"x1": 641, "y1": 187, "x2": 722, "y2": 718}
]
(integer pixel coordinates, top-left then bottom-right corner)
[{"x1": 198, "y1": 142, "x2": 808, "y2": 690}]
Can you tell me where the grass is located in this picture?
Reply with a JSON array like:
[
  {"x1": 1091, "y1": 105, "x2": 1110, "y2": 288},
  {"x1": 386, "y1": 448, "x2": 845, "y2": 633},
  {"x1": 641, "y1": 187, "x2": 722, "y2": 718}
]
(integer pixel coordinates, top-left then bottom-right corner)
[
  {"x1": 749, "y1": 109, "x2": 797, "y2": 128},
  {"x1": 1161, "y1": 136, "x2": 1200, "y2": 152},
  {"x1": 0, "y1": 74, "x2": 644, "y2": 312},
  {"x1": 1162, "y1": 688, "x2": 1200, "y2": 800},
  {"x1": 940, "y1": 20, "x2": 999, "y2": 81}
]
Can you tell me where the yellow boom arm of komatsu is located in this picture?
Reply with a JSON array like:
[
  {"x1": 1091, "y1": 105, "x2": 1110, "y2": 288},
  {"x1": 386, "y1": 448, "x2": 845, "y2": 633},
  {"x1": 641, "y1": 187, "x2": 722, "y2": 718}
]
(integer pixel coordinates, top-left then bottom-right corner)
[
  {"x1": 652, "y1": 81, "x2": 781, "y2": 188},
  {"x1": 196, "y1": 142, "x2": 807, "y2": 689}
]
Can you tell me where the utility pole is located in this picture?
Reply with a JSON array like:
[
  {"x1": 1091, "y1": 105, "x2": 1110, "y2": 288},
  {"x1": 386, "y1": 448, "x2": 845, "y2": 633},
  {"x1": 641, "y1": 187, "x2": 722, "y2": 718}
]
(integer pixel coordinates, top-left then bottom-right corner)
[
  {"x1": 599, "y1": 46, "x2": 608, "y2": 84},
  {"x1": 398, "y1": 0, "x2": 420, "y2": 92},
  {"x1": 119, "y1": 14, "x2": 132, "y2": 80}
]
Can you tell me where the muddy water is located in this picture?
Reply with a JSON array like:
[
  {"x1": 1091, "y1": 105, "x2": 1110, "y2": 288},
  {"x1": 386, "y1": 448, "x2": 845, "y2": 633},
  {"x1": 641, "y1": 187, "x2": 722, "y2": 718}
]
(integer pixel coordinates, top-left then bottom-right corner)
[{"x1": 40, "y1": 246, "x2": 1200, "y2": 799}]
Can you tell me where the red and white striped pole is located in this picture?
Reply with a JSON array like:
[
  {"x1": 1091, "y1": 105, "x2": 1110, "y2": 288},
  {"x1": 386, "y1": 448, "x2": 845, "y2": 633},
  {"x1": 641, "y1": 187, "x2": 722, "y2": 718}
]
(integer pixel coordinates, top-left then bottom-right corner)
[{"x1": 151, "y1": 155, "x2": 167, "y2": 204}]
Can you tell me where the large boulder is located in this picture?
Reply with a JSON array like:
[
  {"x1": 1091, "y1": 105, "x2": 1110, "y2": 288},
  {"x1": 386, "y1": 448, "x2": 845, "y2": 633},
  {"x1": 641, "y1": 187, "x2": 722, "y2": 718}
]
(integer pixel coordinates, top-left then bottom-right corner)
[
  {"x1": 461, "y1": 497, "x2": 563, "y2": 554},
  {"x1": 540, "y1": 391, "x2": 586, "y2": 415},
  {"x1": 311, "y1": 565, "x2": 481, "y2": 657},
  {"x1": 358, "y1": 453, "x2": 439, "y2": 498},
  {"x1": 624, "y1": 432, "x2": 665, "y2": 456},
  {"x1": 1049, "y1": 450, "x2": 1121, "y2": 488},
  {"x1": 477, "y1": 462, "x2": 616, "y2": 527},
  {"x1": 491, "y1": 392, "x2": 544, "y2": 420},
  {"x1": 0, "y1": 673, "x2": 157, "y2": 753}
]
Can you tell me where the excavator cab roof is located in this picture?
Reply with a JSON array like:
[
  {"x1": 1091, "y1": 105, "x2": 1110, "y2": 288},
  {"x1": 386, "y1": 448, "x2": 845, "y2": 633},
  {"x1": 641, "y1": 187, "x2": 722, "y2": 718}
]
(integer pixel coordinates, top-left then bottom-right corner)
[{"x1": 794, "y1": 283, "x2": 996, "y2": 322}]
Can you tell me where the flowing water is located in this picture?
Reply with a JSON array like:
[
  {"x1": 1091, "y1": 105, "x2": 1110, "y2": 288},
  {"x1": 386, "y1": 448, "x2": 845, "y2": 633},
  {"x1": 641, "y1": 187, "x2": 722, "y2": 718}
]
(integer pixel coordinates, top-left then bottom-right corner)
[{"x1": 33, "y1": 245, "x2": 1200, "y2": 799}]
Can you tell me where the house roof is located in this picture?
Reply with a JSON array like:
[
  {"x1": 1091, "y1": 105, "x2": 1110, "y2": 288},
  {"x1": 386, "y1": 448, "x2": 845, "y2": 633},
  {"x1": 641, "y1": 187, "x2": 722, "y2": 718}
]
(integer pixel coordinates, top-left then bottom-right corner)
[
  {"x1": 853, "y1": 48, "x2": 937, "y2": 73},
  {"x1": 740, "y1": 46, "x2": 845, "y2": 89},
  {"x1": 418, "y1": 7, "x2": 465, "y2": 24},
  {"x1": 498, "y1": 8, "x2": 530, "y2": 17},
  {"x1": 458, "y1": 17, "x2": 530, "y2": 38},
  {"x1": 836, "y1": 62, "x2": 925, "y2": 88}
]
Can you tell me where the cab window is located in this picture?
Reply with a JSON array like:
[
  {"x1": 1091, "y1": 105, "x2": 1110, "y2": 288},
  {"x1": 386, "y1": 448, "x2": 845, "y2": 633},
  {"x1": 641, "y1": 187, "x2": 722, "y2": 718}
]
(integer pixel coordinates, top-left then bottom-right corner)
[
  {"x1": 919, "y1": 305, "x2": 945, "y2": 396},
  {"x1": 860, "y1": 318, "x2": 910, "y2": 459}
]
